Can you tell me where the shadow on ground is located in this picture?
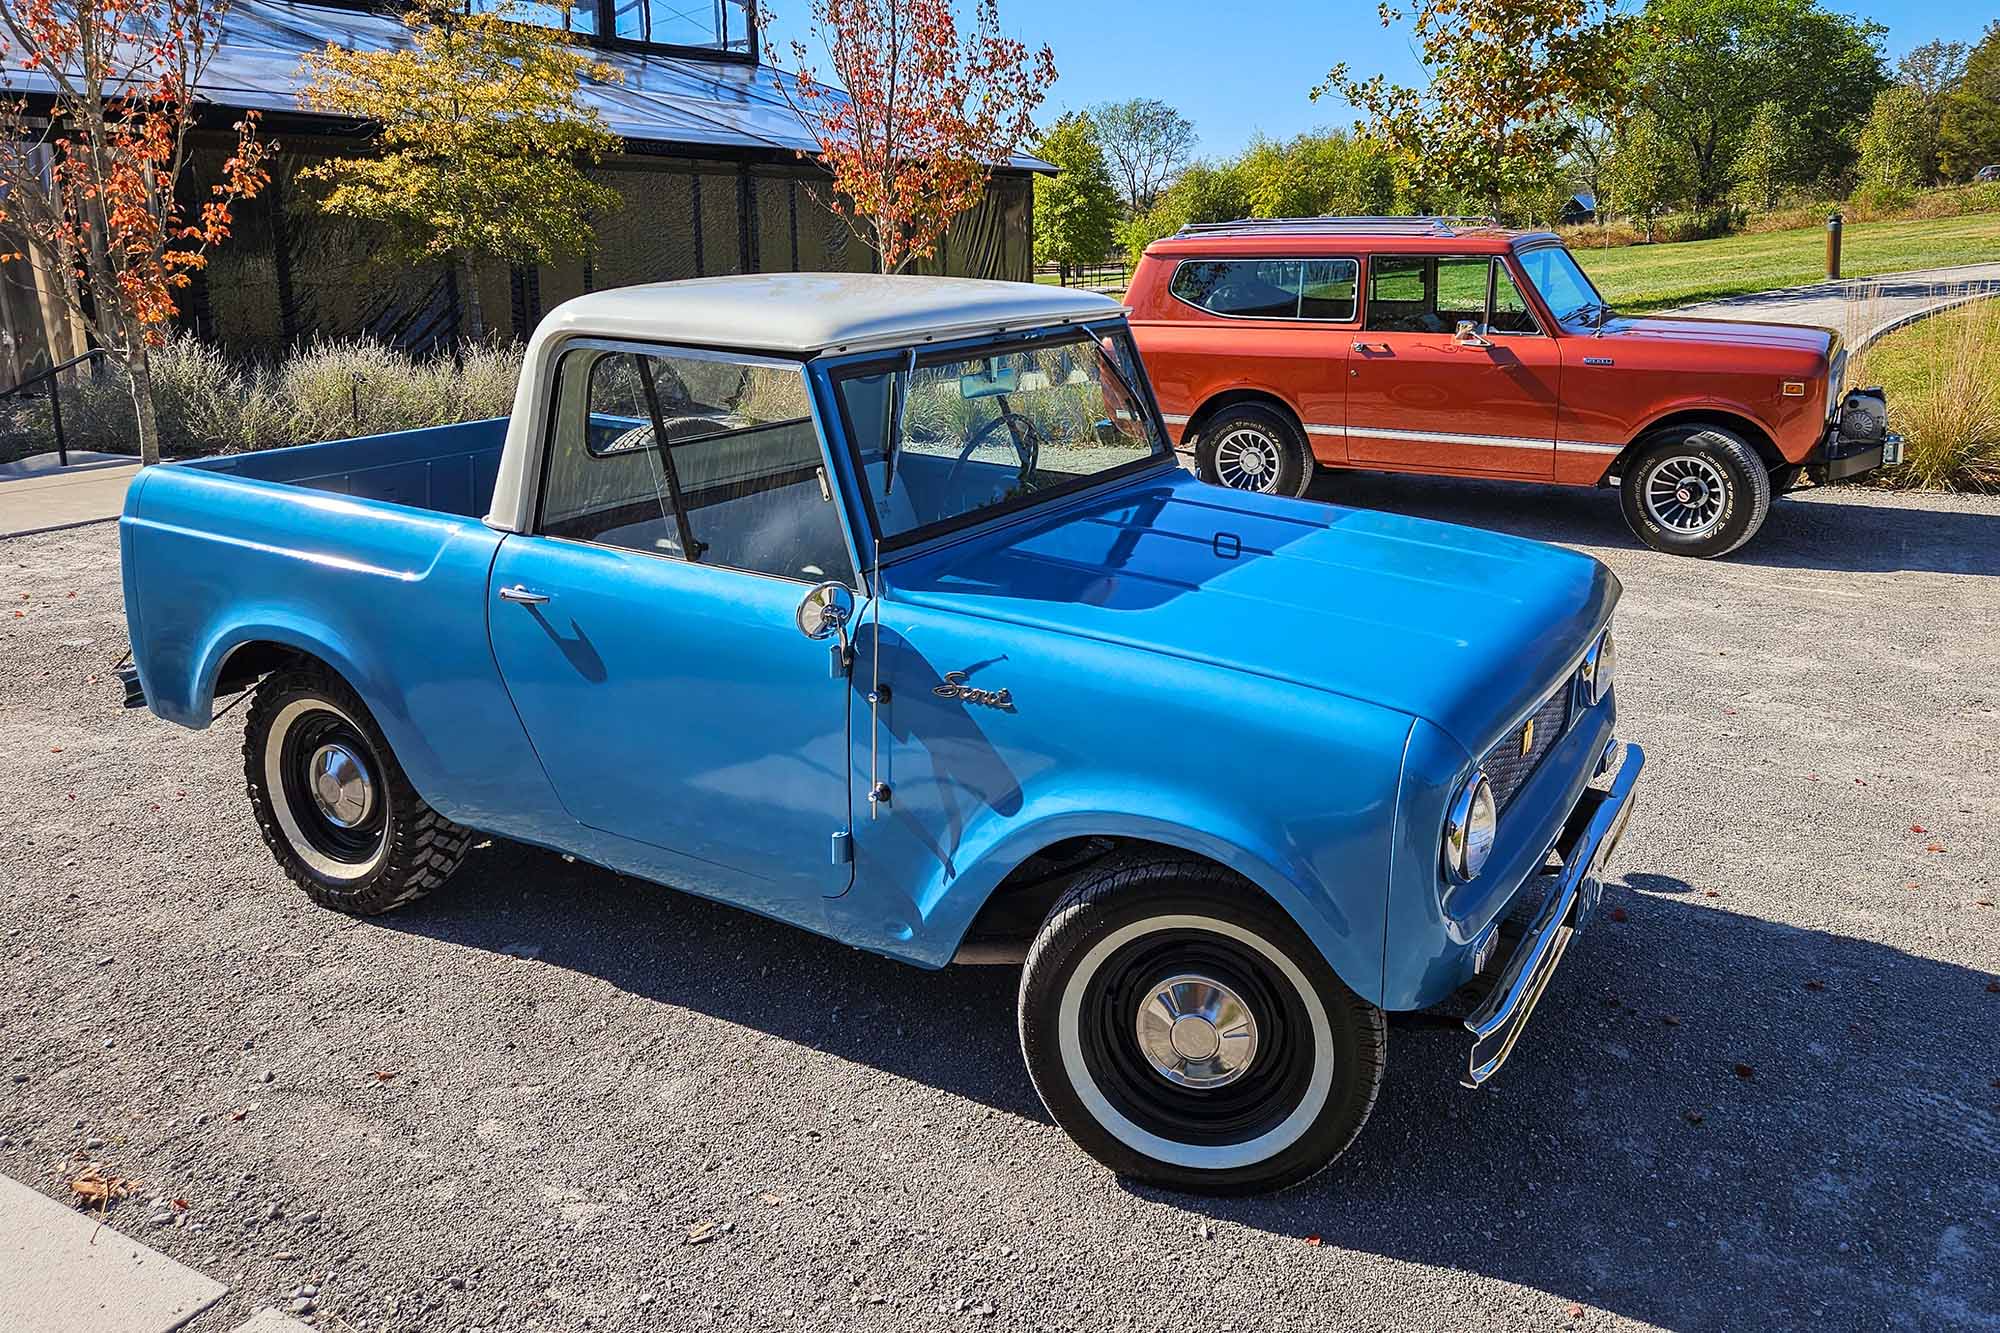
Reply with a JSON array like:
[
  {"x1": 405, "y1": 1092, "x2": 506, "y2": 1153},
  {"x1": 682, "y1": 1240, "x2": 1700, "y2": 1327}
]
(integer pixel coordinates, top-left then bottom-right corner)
[
  {"x1": 384, "y1": 842, "x2": 2000, "y2": 1331},
  {"x1": 1312, "y1": 469, "x2": 2000, "y2": 577}
]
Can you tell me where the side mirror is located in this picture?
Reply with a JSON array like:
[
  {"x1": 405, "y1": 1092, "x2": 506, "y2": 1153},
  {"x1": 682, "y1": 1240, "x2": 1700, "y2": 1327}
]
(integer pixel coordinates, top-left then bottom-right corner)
[
  {"x1": 795, "y1": 580, "x2": 855, "y2": 647},
  {"x1": 1454, "y1": 319, "x2": 1492, "y2": 347}
]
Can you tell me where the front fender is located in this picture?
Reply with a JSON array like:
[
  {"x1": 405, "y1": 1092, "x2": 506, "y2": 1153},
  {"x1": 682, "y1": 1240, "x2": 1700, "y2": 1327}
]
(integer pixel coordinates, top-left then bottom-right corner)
[{"x1": 904, "y1": 788, "x2": 1391, "y2": 1002}]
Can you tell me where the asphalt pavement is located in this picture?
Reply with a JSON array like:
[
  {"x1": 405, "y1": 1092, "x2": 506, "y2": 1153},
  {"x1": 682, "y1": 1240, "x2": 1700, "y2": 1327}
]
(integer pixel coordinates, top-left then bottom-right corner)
[{"x1": 2, "y1": 476, "x2": 1997, "y2": 1333}]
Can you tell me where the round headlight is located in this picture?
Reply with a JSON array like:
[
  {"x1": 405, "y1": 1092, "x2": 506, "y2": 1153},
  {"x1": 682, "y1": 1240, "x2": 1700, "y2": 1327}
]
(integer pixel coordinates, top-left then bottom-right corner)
[
  {"x1": 1443, "y1": 772, "x2": 1498, "y2": 884},
  {"x1": 1582, "y1": 629, "x2": 1616, "y2": 706}
]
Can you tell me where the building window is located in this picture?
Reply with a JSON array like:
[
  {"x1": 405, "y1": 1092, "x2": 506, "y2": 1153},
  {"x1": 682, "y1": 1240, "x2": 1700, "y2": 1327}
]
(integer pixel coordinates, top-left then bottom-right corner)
[{"x1": 465, "y1": 0, "x2": 754, "y2": 53}]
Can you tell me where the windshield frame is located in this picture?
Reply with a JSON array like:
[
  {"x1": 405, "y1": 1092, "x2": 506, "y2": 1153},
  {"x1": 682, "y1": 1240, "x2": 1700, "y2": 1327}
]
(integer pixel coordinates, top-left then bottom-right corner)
[
  {"x1": 821, "y1": 320, "x2": 1178, "y2": 558},
  {"x1": 1513, "y1": 240, "x2": 1611, "y2": 333}
]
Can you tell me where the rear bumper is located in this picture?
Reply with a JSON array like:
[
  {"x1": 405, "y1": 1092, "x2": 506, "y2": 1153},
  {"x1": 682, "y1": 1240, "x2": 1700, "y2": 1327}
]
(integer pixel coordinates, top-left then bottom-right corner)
[{"x1": 1461, "y1": 739, "x2": 1644, "y2": 1088}]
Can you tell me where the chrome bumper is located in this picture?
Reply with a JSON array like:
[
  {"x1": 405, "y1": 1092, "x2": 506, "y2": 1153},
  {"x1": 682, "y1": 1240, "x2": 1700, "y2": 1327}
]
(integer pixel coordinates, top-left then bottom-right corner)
[{"x1": 1461, "y1": 740, "x2": 1645, "y2": 1088}]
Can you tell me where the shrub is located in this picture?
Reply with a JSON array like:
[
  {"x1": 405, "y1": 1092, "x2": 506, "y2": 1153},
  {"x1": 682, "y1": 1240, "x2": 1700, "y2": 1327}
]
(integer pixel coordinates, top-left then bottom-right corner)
[
  {"x1": 0, "y1": 335, "x2": 525, "y2": 463},
  {"x1": 1849, "y1": 297, "x2": 2000, "y2": 492}
]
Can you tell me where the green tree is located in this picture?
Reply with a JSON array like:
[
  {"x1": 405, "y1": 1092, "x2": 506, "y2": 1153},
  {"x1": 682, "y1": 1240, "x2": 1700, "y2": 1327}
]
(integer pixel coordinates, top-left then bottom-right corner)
[
  {"x1": 1855, "y1": 85, "x2": 1936, "y2": 201},
  {"x1": 1605, "y1": 111, "x2": 1687, "y2": 239},
  {"x1": 1939, "y1": 22, "x2": 2000, "y2": 180},
  {"x1": 1117, "y1": 162, "x2": 1249, "y2": 263},
  {"x1": 1312, "y1": 0, "x2": 1630, "y2": 211},
  {"x1": 1625, "y1": 0, "x2": 1887, "y2": 207},
  {"x1": 1732, "y1": 100, "x2": 1798, "y2": 209},
  {"x1": 1089, "y1": 98, "x2": 1197, "y2": 213},
  {"x1": 1896, "y1": 39, "x2": 1967, "y2": 182},
  {"x1": 1032, "y1": 113, "x2": 1121, "y2": 283},
  {"x1": 1237, "y1": 131, "x2": 1397, "y2": 219},
  {"x1": 298, "y1": 0, "x2": 624, "y2": 340}
]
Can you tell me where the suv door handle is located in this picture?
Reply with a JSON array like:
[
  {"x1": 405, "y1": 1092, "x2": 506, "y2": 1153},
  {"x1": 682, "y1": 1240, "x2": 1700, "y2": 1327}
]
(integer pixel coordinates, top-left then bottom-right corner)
[
  {"x1": 1351, "y1": 341, "x2": 1389, "y2": 353},
  {"x1": 498, "y1": 584, "x2": 550, "y2": 605}
]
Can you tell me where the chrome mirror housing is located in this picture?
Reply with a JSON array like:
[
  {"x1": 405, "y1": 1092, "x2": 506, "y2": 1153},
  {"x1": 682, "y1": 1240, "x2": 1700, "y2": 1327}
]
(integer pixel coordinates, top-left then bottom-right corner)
[
  {"x1": 1454, "y1": 319, "x2": 1492, "y2": 348},
  {"x1": 795, "y1": 580, "x2": 855, "y2": 646}
]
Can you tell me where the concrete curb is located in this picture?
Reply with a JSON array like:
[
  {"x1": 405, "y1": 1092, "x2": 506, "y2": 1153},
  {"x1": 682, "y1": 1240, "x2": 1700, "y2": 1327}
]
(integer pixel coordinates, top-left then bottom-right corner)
[
  {"x1": 1850, "y1": 288, "x2": 2000, "y2": 353},
  {"x1": 0, "y1": 1174, "x2": 225, "y2": 1333}
]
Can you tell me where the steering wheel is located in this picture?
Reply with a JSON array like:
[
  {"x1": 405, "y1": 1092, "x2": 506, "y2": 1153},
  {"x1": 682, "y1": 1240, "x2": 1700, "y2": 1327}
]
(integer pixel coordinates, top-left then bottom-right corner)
[{"x1": 944, "y1": 410, "x2": 1046, "y2": 497}]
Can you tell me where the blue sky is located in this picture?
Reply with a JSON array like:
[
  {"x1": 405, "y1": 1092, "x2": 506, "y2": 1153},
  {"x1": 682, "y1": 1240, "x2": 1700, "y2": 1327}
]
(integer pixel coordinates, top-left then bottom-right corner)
[{"x1": 765, "y1": 1, "x2": 1995, "y2": 161}]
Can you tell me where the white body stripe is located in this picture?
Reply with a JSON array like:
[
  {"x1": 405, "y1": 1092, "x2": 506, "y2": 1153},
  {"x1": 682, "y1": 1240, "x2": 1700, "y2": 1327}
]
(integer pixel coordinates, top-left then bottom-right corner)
[{"x1": 1166, "y1": 411, "x2": 1625, "y2": 456}]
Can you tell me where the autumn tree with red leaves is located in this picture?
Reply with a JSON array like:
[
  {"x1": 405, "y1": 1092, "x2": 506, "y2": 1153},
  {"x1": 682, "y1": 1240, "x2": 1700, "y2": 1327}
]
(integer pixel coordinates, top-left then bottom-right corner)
[
  {"x1": 0, "y1": 0, "x2": 268, "y2": 464},
  {"x1": 764, "y1": 0, "x2": 1054, "y2": 274}
]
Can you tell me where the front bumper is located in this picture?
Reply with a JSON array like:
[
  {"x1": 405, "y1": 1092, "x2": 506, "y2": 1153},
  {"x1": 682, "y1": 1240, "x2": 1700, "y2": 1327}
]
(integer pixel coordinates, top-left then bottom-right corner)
[
  {"x1": 1461, "y1": 740, "x2": 1645, "y2": 1088},
  {"x1": 1813, "y1": 386, "x2": 1903, "y2": 482}
]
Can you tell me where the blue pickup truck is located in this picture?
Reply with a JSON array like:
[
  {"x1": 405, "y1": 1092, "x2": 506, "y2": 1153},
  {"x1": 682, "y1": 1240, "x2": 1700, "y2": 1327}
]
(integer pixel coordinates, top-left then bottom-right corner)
[{"x1": 120, "y1": 273, "x2": 1642, "y2": 1193}]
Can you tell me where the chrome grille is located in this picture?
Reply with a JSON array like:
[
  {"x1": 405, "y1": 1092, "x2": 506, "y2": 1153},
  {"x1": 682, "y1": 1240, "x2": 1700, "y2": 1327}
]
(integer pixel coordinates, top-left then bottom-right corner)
[{"x1": 1481, "y1": 687, "x2": 1572, "y2": 812}]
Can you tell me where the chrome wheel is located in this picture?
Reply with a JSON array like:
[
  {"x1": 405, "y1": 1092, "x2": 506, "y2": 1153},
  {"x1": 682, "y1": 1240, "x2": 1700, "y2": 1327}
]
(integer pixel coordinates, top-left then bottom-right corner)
[
  {"x1": 1135, "y1": 974, "x2": 1259, "y2": 1088},
  {"x1": 1643, "y1": 454, "x2": 1729, "y2": 537},
  {"x1": 1212, "y1": 427, "x2": 1283, "y2": 492},
  {"x1": 266, "y1": 698, "x2": 388, "y2": 881},
  {"x1": 1059, "y1": 916, "x2": 1332, "y2": 1169}
]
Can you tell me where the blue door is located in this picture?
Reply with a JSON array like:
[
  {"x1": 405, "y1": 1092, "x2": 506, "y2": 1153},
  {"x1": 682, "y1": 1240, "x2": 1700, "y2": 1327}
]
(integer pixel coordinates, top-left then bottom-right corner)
[
  {"x1": 487, "y1": 535, "x2": 854, "y2": 911},
  {"x1": 483, "y1": 339, "x2": 862, "y2": 916}
]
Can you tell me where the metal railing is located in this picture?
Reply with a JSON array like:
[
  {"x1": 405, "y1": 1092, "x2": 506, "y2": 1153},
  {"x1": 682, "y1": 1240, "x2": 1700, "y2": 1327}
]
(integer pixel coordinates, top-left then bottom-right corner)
[{"x1": 0, "y1": 348, "x2": 120, "y2": 468}]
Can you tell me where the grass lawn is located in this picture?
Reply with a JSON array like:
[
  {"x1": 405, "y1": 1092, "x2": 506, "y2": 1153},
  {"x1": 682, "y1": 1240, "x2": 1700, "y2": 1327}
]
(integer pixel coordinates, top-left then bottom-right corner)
[
  {"x1": 1845, "y1": 295, "x2": 2000, "y2": 491},
  {"x1": 1854, "y1": 296, "x2": 2000, "y2": 395},
  {"x1": 1572, "y1": 213, "x2": 2000, "y2": 313}
]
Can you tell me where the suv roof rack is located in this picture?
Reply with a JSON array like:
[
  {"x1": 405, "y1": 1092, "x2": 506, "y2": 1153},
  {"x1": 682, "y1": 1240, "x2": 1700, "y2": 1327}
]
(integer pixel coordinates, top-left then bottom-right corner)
[{"x1": 1174, "y1": 215, "x2": 1503, "y2": 239}]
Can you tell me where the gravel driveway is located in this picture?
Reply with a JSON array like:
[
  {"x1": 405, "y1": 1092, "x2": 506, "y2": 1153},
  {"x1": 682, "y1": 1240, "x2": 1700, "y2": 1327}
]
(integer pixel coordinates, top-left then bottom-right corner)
[{"x1": 3, "y1": 477, "x2": 1997, "y2": 1333}]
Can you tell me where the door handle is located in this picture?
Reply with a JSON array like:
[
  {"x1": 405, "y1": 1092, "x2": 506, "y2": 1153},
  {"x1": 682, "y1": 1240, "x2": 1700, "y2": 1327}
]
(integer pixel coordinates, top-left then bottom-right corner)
[
  {"x1": 1351, "y1": 341, "x2": 1389, "y2": 353},
  {"x1": 498, "y1": 584, "x2": 550, "y2": 605}
]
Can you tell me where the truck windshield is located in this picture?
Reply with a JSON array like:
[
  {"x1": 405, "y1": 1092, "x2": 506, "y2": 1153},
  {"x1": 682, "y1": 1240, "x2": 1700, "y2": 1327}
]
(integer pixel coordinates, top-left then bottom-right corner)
[
  {"x1": 833, "y1": 326, "x2": 1169, "y2": 547},
  {"x1": 1517, "y1": 245, "x2": 1610, "y2": 330}
]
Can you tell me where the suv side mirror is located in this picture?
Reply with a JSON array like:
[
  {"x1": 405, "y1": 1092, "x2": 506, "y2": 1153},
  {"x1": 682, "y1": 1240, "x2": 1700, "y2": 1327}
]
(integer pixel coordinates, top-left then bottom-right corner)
[
  {"x1": 795, "y1": 580, "x2": 855, "y2": 648},
  {"x1": 1454, "y1": 319, "x2": 1493, "y2": 348}
]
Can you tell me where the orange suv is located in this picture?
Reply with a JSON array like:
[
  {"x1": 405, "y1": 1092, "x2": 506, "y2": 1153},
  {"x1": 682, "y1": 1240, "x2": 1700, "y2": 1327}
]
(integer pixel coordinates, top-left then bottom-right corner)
[{"x1": 1126, "y1": 217, "x2": 1900, "y2": 557}]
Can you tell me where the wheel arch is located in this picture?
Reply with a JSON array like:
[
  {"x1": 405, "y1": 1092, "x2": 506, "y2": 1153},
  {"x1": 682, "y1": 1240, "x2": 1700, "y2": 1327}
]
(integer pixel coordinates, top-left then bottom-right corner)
[
  {"x1": 1607, "y1": 406, "x2": 1784, "y2": 482},
  {"x1": 928, "y1": 807, "x2": 1384, "y2": 1006},
  {"x1": 1182, "y1": 387, "x2": 1308, "y2": 451}
]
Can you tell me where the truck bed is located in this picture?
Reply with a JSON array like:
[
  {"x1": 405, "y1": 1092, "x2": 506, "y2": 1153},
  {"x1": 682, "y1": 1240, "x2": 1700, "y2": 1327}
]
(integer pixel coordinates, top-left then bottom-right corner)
[{"x1": 181, "y1": 417, "x2": 509, "y2": 517}]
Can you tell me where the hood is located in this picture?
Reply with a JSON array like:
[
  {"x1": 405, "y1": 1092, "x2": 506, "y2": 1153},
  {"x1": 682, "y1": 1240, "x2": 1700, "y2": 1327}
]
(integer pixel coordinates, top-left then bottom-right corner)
[
  {"x1": 889, "y1": 470, "x2": 1618, "y2": 754},
  {"x1": 1596, "y1": 313, "x2": 1836, "y2": 358}
]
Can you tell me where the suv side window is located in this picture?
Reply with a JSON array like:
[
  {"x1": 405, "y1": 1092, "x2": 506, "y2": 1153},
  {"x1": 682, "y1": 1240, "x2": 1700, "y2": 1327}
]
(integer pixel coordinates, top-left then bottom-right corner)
[
  {"x1": 539, "y1": 345, "x2": 855, "y2": 585},
  {"x1": 1365, "y1": 256, "x2": 1541, "y2": 335},
  {"x1": 1171, "y1": 258, "x2": 1358, "y2": 321}
]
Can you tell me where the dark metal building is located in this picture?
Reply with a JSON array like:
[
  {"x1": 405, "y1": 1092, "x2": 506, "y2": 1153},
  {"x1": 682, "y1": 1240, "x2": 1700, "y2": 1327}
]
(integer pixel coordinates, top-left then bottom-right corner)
[{"x1": 1, "y1": 0, "x2": 1041, "y2": 369}]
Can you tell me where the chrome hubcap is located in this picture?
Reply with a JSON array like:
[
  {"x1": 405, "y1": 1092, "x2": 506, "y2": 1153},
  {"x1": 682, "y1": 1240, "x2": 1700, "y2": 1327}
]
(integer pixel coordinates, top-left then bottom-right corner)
[
  {"x1": 1213, "y1": 428, "x2": 1282, "y2": 492},
  {"x1": 1134, "y1": 974, "x2": 1259, "y2": 1088},
  {"x1": 308, "y1": 742, "x2": 374, "y2": 828},
  {"x1": 1643, "y1": 455, "x2": 1729, "y2": 536}
]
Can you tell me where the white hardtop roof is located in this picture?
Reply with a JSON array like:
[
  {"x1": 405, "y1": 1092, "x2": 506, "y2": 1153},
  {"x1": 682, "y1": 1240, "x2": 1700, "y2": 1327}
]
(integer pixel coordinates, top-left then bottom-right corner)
[{"x1": 534, "y1": 273, "x2": 1129, "y2": 357}]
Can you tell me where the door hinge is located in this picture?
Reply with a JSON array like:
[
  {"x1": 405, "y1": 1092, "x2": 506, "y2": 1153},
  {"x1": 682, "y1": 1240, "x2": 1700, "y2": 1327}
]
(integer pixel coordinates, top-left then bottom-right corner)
[{"x1": 830, "y1": 830, "x2": 853, "y2": 865}]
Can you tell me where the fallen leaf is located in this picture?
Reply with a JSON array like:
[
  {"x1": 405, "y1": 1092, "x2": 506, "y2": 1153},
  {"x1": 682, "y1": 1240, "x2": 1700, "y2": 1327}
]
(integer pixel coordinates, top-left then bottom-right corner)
[
  {"x1": 370, "y1": 1070, "x2": 398, "y2": 1083},
  {"x1": 229, "y1": 1107, "x2": 248, "y2": 1122},
  {"x1": 1567, "y1": 1304, "x2": 1585, "y2": 1318},
  {"x1": 1805, "y1": 980, "x2": 1827, "y2": 992},
  {"x1": 1703, "y1": 889, "x2": 1719, "y2": 898},
  {"x1": 50, "y1": 746, "x2": 61, "y2": 753},
  {"x1": 1927, "y1": 843, "x2": 1946, "y2": 854},
  {"x1": 1303, "y1": 1234, "x2": 1322, "y2": 1246},
  {"x1": 1682, "y1": 1109, "x2": 1705, "y2": 1125},
  {"x1": 1609, "y1": 907, "x2": 1628, "y2": 923},
  {"x1": 1733, "y1": 1063, "x2": 1755, "y2": 1080},
  {"x1": 1661, "y1": 1015, "x2": 1681, "y2": 1026},
  {"x1": 1911, "y1": 824, "x2": 1927, "y2": 834},
  {"x1": 68, "y1": 1166, "x2": 136, "y2": 1211},
  {"x1": 685, "y1": 1220, "x2": 719, "y2": 1244},
  {"x1": 172, "y1": 1198, "x2": 188, "y2": 1210},
  {"x1": 1986, "y1": 981, "x2": 2000, "y2": 994}
]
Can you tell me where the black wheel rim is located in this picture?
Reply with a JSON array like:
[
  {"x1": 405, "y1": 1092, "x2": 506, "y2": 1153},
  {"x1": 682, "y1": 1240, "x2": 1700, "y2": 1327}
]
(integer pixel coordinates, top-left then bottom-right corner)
[
  {"x1": 1076, "y1": 929, "x2": 1314, "y2": 1148},
  {"x1": 277, "y1": 709, "x2": 386, "y2": 864}
]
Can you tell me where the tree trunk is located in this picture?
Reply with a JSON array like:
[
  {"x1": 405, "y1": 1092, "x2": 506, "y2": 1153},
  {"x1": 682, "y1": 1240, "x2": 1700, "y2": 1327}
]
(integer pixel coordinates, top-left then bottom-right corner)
[
  {"x1": 127, "y1": 343, "x2": 162, "y2": 467},
  {"x1": 459, "y1": 258, "x2": 487, "y2": 342}
]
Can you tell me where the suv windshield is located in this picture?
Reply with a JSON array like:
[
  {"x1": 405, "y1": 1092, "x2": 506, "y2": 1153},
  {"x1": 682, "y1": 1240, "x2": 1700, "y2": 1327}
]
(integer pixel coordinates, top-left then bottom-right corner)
[
  {"x1": 833, "y1": 326, "x2": 1168, "y2": 547},
  {"x1": 1517, "y1": 245, "x2": 1609, "y2": 330}
]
